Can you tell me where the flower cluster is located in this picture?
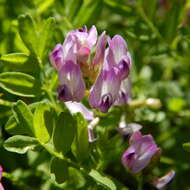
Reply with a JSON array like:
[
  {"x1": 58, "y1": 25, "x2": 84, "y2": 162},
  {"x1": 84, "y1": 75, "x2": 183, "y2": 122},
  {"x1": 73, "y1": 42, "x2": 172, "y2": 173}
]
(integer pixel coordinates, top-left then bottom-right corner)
[{"x1": 50, "y1": 26, "x2": 132, "y2": 113}]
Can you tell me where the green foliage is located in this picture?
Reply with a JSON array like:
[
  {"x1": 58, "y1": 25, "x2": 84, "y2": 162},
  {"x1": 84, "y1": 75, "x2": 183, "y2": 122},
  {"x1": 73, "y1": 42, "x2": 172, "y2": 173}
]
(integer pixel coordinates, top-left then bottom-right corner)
[
  {"x1": 72, "y1": 113, "x2": 89, "y2": 162},
  {"x1": 18, "y1": 14, "x2": 39, "y2": 56},
  {"x1": 89, "y1": 169, "x2": 117, "y2": 190},
  {"x1": 0, "y1": 72, "x2": 40, "y2": 97},
  {"x1": 12, "y1": 100, "x2": 34, "y2": 135},
  {"x1": 4, "y1": 135, "x2": 39, "y2": 154},
  {"x1": 50, "y1": 157, "x2": 69, "y2": 184},
  {"x1": 53, "y1": 112, "x2": 76, "y2": 155},
  {"x1": 33, "y1": 102, "x2": 53, "y2": 143}
]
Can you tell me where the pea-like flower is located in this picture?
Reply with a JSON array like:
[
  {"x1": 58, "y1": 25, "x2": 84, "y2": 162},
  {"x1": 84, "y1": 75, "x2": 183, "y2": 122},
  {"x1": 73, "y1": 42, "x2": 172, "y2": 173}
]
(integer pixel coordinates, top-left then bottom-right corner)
[
  {"x1": 0, "y1": 166, "x2": 4, "y2": 190},
  {"x1": 122, "y1": 131, "x2": 160, "y2": 174},
  {"x1": 89, "y1": 48, "x2": 122, "y2": 113},
  {"x1": 152, "y1": 170, "x2": 175, "y2": 189},
  {"x1": 89, "y1": 35, "x2": 131, "y2": 113}
]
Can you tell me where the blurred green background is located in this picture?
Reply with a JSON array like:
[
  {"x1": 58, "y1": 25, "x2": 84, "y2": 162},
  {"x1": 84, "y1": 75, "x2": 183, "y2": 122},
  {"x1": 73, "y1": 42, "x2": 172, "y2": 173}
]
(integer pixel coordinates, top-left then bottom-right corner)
[{"x1": 0, "y1": 0, "x2": 190, "y2": 189}]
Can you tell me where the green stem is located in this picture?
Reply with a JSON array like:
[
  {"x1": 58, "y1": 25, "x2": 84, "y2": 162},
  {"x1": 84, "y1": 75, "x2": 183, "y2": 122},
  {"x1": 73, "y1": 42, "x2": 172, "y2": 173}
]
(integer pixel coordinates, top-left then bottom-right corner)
[{"x1": 137, "y1": 174, "x2": 143, "y2": 190}]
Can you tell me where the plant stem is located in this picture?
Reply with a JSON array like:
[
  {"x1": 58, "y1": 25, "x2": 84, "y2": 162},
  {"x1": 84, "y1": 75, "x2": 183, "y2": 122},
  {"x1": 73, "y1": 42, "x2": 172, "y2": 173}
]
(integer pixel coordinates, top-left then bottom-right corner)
[{"x1": 137, "y1": 174, "x2": 143, "y2": 190}]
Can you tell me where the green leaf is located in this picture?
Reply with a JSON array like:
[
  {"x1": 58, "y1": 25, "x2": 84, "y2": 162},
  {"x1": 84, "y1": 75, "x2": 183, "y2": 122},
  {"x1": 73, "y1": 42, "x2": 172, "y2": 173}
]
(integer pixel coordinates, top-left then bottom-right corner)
[
  {"x1": 72, "y1": 113, "x2": 89, "y2": 161},
  {"x1": 33, "y1": 102, "x2": 53, "y2": 143},
  {"x1": 18, "y1": 14, "x2": 38, "y2": 55},
  {"x1": 163, "y1": 1, "x2": 181, "y2": 42},
  {"x1": 37, "y1": 0, "x2": 54, "y2": 14},
  {"x1": 38, "y1": 17, "x2": 56, "y2": 60},
  {"x1": 4, "y1": 135, "x2": 38, "y2": 154},
  {"x1": 0, "y1": 72, "x2": 40, "y2": 97},
  {"x1": 74, "y1": 0, "x2": 102, "y2": 27},
  {"x1": 183, "y1": 142, "x2": 190, "y2": 152},
  {"x1": 0, "y1": 53, "x2": 40, "y2": 72},
  {"x1": 53, "y1": 112, "x2": 76, "y2": 155},
  {"x1": 103, "y1": 0, "x2": 131, "y2": 17},
  {"x1": 0, "y1": 53, "x2": 28, "y2": 63},
  {"x1": 142, "y1": 0, "x2": 157, "y2": 20},
  {"x1": 5, "y1": 116, "x2": 26, "y2": 135},
  {"x1": 89, "y1": 169, "x2": 117, "y2": 190},
  {"x1": 12, "y1": 100, "x2": 34, "y2": 135},
  {"x1": 68, "y1": 167, "x2": 86, "y2": 188},
  {"x1": 50, "y1": 157, "x2": 69, "y2": 184},
  {"x1": 65, "y1": 0, "x2": 83, "y2": 21},
  {"x1": 5, "y1": 101, "x2": 49, "y2": 135}
]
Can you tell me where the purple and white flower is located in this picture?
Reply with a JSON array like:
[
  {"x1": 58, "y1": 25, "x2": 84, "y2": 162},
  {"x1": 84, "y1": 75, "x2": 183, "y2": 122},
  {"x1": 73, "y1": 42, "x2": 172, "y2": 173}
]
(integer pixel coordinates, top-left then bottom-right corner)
[
  {"x1": 89, "y1": 35, "x2": 132, "y2": 113},
  {"x1": 89, "y1": 49, "x2": 121, "y2": 113},
  {"x1": 57, "y1": 60, "x2": 85, "y2": 102},
  {"x1": 122, "y1": 131, "x2": 160, "y2": 174}
]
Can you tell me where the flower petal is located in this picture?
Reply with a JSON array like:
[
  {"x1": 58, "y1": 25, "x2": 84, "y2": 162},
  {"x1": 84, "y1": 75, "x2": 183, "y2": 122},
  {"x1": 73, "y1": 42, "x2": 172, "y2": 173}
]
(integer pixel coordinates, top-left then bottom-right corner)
[
  {"x1": 65, "y1": 101, "x2": 94, "y2": 121},
  {"x1": 93, "y1": 31, "x2": 107, "y2": 65},
  {"x1": 108, "y1": 35, "x2": 128, "y2": 64},
  {"x1": 129, "y1": 131, "x2": 143, "y2": 144},
  {"x1": 87, "y1": 25, "x2": 98, "y2": 48},
  {"x1": 49, "y1": 44, "x2": 64, "y2": 70},
  {"x1": 152, "y1": 170, "x2": 175, "y2": 189},
  {"x1": 58, "y1": 60, "x2": 85, "y2": 102},
  {"x1": 0, "y1": 183, "x2": 4, "y2": 190},
  {"x1": 115, "y1": 78, "x2": 131, "y2": 105},
  {"x1": 89, "y1": 68, "x2": 121, "y2": 113}
]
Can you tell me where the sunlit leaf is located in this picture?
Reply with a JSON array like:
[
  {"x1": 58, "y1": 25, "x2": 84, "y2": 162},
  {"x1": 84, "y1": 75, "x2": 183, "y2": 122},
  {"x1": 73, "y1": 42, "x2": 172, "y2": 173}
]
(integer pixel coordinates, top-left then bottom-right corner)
[
  {"x1": 4, "y1": 135, "x2": 38, "y2": 154},
  {"x1": 89, "y1": 169, "x2": 117, "y2": 190},
  {"x1": 38, "y1": 17, "x2": 56, "y2": 61},
  {"x1": 12, "y1": 100, "x2": 34, "y2": 135},
  {"x1": 74, "y1": 0, "x2": 102, "y2": 27},
  {"x1": 0, "y1": 72, "x2": 40, "y2": 97},
  {"x1": 33, "y1": 102, "x2": 53, "y2": 143},
  {"x1": 18, "y1": 14, "x2": 38, "y2": 56}
]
